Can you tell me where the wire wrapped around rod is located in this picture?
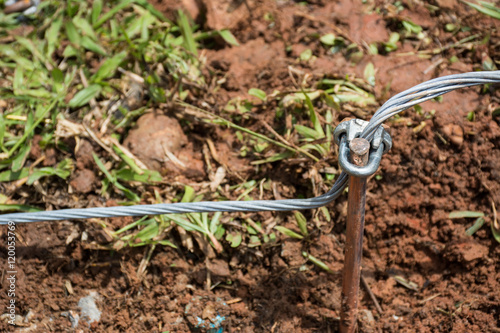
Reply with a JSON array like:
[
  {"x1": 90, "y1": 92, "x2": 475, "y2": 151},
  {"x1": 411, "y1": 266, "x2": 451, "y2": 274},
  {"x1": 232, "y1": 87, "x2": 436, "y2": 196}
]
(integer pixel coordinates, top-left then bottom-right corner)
[{"x1": 1, "y1": 71, "x2": 500, "y2": 224}]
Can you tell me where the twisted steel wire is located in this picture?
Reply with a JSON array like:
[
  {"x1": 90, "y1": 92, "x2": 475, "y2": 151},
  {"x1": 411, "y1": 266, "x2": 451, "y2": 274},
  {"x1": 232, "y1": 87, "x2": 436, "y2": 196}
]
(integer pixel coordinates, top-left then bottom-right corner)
[{"x1": 1, "y1": 71, "x2": 500, "y2": 224}]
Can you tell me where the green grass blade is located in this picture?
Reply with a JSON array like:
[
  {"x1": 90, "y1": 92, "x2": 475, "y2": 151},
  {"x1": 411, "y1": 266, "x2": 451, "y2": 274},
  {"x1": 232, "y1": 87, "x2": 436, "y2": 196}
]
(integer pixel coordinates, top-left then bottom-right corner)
[
  {"x1": 94, "y1": 0, "x2": 134, "y2": 29},
  {"x1": 0, "y1": 113, "x2": 5, "y2": 151},
  {"x1": 165, "y1": 214, "x2": 206, "y2": 233},
  {"x1": 81, "y1": 36, "x2": 107, "y2": 55},
  {"x1": 302, "y1": 252, "x2": 334, "y2": 273},
  {"x1": 449, "y1": 211, "x2": 485, "y2": 219},
  {"x1": 464, "y1": 1, "x2": 500, "y2": 19},
  {"x1": 218, "y1": 30, "x2": 239, "y2": 46},
  {"x1": 132, "y1": 0, "x2": 169, "y2": 22},
  {"x1": 275, "y1": 226, "x2": 304, "y2": 239},
  {"x1": 92, "y1": 152, "x2": 115, "y2": 181},
  {"x1": 115, "y1": 216, "x2": 148, "y2": 234},
  {"x1": 73, "y1": 16, "x2": 99, "y2": 41},
  {"x1": 181, "y1": 186, "x2": 196, "y2": 203},
  {"x1": 11, "y1": 144, "x2": 31, "y2": 172},
  {"x1": 92, "y1": 51, "x2": 128, "y2": 82},
  {"x1": 68, "y1": 84, "x2": 102, "y2": 108},
  {"x1": 158, "y1": 239, "x2": 177, "y2": 248},
  {"x1": 294, "y1": 211, "x2": 308, "y2": 236},
  {"x1": 0, "y1": 168, "x2": 30, "y2": 182},
  {"x1": 27, "y1": 167, "x2": 58, "y2": 185},
  {"x1": 65, "y1": 20, "x2": 81, "y2": 44},
  {"x1": 133, "y1": 219, "x2": 159, "y2": 242},
  {"x1": 177, "y1": 10, "x2": 197, "y2": 56},
  {"x1": 294, "y1": 124, "x2": 323, "y2": 140},
  {"x1": 465, "y1": 217, "x2": 485, "y2": 236},
  {"x1": 91, "y1": 0, "x2": 103, "y2": 25},
  {"x1": 251, "y1": 151, "x2": 294, "y2": 165},
  {"x1": 0, "y1": 204, "x2": 42, "y2": 213},
  {"x1": 302, "y1": 90, "x2": 325, "y2": 137},
  {"x1": 248, "y1": 88, "x2": 267, "y2": 101},
  {"x1": 8, "y1": 100, "x2": 56, "y2": 158},
  {"x1": 115, "y1": 168, "x2": 162, "y2": 183},
  {"x1": 491, "y1": 221, "x2": 500, "y2": 243},
  {"x1": 210, "y1": 212, "x2": 222, "y2": 234}
]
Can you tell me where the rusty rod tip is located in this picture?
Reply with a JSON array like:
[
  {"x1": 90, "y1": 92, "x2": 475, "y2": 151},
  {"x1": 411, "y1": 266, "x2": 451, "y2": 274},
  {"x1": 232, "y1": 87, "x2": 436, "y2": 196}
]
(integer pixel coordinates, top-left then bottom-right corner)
[{"x1": 349, "y1": 138, "x2": 370, "y2": 156}]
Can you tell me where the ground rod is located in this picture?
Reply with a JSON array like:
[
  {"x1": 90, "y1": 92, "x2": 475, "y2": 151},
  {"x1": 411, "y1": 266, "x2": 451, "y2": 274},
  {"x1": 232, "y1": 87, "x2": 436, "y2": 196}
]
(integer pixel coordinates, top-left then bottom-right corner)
[{"x1": 340, "y1": 138, "x2": 370, "y2": 333}]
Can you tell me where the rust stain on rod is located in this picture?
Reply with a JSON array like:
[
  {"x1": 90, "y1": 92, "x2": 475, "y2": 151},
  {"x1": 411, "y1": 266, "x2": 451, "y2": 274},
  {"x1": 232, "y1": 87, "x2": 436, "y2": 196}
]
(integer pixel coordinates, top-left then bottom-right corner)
[
  {"x1": 340, "y1": 138, "x2": 370, "y2": 333},
  {"x1": 4, "y1": 0, "x2": 31, "y2": 14}
]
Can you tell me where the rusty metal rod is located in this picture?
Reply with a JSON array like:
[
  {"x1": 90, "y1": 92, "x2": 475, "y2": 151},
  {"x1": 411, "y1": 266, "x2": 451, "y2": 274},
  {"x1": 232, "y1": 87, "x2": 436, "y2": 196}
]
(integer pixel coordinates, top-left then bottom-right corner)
[
  {"x1": 4, "y1": 0, "x2": 32, "y2": 14},
  {"x1": 340, "y1": 138, "x2": 370, "y2": 333}
]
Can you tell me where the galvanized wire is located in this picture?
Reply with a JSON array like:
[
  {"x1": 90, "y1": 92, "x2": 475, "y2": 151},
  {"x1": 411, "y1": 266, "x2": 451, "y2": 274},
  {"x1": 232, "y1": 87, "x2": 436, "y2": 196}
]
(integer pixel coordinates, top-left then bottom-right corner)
[
  {"x1": 1, "y1": 71, "x2": 500, "y2": 224},
  {"x1": 0, "y1": 173, "x2": 349, "y2": 224},
  {"x1": 362, "y1": 72, "x2": 500, "y2": 140}
]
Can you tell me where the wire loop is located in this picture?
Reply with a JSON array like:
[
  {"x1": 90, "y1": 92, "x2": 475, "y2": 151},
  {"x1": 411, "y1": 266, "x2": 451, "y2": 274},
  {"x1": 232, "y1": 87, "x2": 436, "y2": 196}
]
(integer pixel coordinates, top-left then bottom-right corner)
[{"x1": 338, "y1": 136, "x2": 385, "y2": 178}]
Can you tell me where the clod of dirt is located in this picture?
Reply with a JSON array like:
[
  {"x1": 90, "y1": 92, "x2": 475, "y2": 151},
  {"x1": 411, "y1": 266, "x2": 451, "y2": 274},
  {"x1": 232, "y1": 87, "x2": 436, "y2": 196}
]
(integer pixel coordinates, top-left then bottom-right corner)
[
  {"x1": 204, "y1": 0, "x2": 251, "y2": 30},
  {"x1": 442, "y1": 124, "x2": 464, "y2": 146},
  {"x1": 43, "y1": 147, "x2": 57, "y2": 166},
  {"x1": 207, "y1": 38, "x2": 286, "y2": 96},
  {"x1": 70, "y1": 169, "x2": 95, "y2": 194},
  {"x1": 28, "y1": 135, "x2": 57, "y2": 166},
  {"x1": 281, "y1": 240, "x2": 306, "y2": 267},
  {"x1": 202, "y1": 303, "x2": 216, "y2": 319},
  {"x1": 350, "y1": 13, "x2": 389, "y2": 45},
  {"x1": 174, "y1": 147, "x2": 206, "y2": 179},
  {"x1": 208, "y1": 259, "x2": 230, "y2": 277},
  {"x1": 29, "y1": 135, "x2": 43, "y2": 160},
  {"x1": 75, "y1": 139, "x2": 95, "y2": 170},
  {"x1": 444, "y1": 239, "x2": 489, "y2": 263},
  {"x1": 123, "y1": 113, "x2": 188, "y2": 171},
  {"x1": 149, "y1": 0, "x2": 202, "y2": 22},
  {"x1": 436, "y1": 0, "x2": 458, "y2": 9}
]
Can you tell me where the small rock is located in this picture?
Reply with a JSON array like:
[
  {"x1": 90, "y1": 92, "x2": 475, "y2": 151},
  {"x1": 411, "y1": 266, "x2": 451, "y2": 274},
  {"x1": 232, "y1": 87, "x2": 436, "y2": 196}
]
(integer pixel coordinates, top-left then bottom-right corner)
[
  {"x1": 359, "y1": 309, "x2": 375, "y2": 332},
  {"x1": 442, "y1": 124, "x2": 464, "y2": 146},
  {"x1": 0, "y1": 313, "x2": 26, "y2": 326},
  {"x1": 70, "y1": 169, "x2": 95, "y2": 194},
  {"x1": 62, "y1": 310, "x2": 79, "y2": 329},
  {"x1": 78, "y1": 291, "x2": 101, "y2": 326}
]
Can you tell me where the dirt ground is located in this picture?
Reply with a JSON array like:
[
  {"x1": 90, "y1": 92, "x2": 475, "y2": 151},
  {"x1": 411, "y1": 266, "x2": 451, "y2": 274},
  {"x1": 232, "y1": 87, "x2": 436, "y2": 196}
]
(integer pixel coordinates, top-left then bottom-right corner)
[{"x1": 1, "y1": 0, "x2": 500, "y2": 332}]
